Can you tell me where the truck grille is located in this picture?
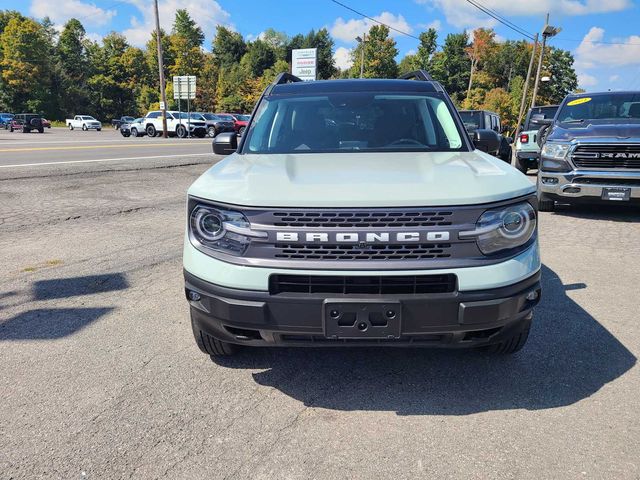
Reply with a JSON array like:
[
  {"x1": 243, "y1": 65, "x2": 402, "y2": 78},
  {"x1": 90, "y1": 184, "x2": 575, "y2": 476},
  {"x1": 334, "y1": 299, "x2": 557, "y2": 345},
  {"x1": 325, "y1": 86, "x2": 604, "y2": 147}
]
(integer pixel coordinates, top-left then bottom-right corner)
[
  {"x1": 274, "y1": 243, "x2": 452, "y2": 260},
  {"x1": 272, "y1": 211, "x2": 453, "y2": 228},
  {"x1": 269, "y1": 274, "x2": 457, "y2": 295},
  {"x1": 572, "y1": 144, "x2": 640, "y2": 169}
]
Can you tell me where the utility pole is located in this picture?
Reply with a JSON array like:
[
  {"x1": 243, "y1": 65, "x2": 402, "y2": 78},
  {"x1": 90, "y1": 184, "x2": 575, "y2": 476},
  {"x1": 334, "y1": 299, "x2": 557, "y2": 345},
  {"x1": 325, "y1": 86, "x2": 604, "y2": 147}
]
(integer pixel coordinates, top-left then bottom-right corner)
[
  {"x1": 531, "y1": 14, "x2": 561, "y2": 108},
  {"x1": 513, "y1": 33, "x2": 539, "y2": 153},
  {"x1": 153, "y1": 0, "x2": 168, "y2": 138},
  {"x1": 356, "y1": 33, "x2": 366, "y2": 78}
]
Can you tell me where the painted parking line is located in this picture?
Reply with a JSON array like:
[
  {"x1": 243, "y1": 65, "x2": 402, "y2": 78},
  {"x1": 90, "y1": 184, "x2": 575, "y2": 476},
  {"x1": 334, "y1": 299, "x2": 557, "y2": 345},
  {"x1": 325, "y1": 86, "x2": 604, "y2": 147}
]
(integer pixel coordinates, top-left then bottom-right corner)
[
  {"x1": 0, "y1": 142, "x2": 209, "y2": 152},
  {"x1": 0, "y1": 153, "x2": 213, "y2": 168}
]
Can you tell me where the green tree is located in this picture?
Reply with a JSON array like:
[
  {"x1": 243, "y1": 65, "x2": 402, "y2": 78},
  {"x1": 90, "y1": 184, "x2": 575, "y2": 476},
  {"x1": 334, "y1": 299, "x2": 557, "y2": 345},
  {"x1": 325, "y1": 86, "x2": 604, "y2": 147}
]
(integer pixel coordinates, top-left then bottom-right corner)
[
  {"x1": 212, "y1": 26, "x2": 246, "y2": 68},
  {"x1": 431, "y1": 32, "x2": 470, "y2": 104},
  {"x1": 538, "y1": 47, "x2": 578, "y2": 104},
  {"x1": 241, "y1": 39, "x2": 276, "y2": 77},
  {"x1": 351, "y1": 25, "x2": 398, "y2": 78},
  {"x1": 416, "y1": 28, "x2": 438, "y2": 70},
  {"x1": 172, "y1": 9, "x2": 204, "y2": 49},
  {"x1": 0, "y1": 17, "x2": 52, "y2": 114}
]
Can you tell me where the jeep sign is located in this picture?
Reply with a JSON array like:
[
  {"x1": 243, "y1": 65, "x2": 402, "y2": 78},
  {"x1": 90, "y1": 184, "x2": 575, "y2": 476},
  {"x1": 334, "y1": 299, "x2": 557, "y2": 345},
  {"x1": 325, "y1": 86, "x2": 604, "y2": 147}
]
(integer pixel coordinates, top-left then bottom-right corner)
[{"x1": 292, "y1": 48, "x2": 317, "y2": 81}]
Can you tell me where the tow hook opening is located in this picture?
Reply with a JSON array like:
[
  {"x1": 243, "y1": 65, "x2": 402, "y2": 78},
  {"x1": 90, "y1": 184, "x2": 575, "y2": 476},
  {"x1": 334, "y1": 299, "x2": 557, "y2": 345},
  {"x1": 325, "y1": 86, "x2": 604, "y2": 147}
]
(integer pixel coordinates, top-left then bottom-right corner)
[{"x1": 224, "y1": 326, "x2": 262, "y2": 341}]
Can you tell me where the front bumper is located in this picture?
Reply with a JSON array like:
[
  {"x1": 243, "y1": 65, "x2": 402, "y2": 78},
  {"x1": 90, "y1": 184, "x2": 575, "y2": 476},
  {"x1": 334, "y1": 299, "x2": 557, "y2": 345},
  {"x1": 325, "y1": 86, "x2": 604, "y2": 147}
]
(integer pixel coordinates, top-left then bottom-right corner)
[
  {"x1": 86, "y1": 124, "x2": 102, "y2": 130},
  {"x1": 539, "y1": 168, "x2": 640, "y2": 203},
  {"x1": 185, "y1": 270, "x2": 541, "y2": 348}
]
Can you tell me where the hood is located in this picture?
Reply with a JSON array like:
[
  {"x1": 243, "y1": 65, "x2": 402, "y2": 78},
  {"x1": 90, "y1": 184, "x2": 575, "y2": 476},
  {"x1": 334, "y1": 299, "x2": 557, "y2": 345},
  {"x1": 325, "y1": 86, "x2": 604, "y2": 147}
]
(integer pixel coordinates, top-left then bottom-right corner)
[
  {"x1": 188, "y1": 151, "x2": 534, "y2": 208},
  {"x1": 548, "y1": 122, "x2": 640, "y2": 142}
]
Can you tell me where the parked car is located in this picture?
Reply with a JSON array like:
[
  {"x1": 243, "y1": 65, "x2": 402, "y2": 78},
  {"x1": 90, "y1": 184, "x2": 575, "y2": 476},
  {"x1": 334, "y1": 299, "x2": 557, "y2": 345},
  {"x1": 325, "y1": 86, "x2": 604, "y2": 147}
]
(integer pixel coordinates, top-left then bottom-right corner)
[
  {"x1": 514, "y1": 105, "x2": 559, "y2": 173},
  {"x1": 66, "y1": 115, "x2": 102, "y2": 131},
  {"x1": 199, "y1": 113, "x2": 236, "y2": 138},
  {"x1": 112, "y1": 116, "x2": 136, "y2": 129},
  {"x1": 142, "y1": 111, "x2": 207, "y2": 138},
  {"x1": 537, "y1": 91, "x2": 640, "y2": 211},
  {"x1": 218, "y1": 113, "x2": 250, "y2": 135},
  {"x1": 41, "y1": 118, "x2": 51, "y2": 129},
  {"x1": 0, "y1": 112, "x2": 14, "y2": 129},
  {"x1": 119, "y1": 118, "x2": 145, "y2": 137},
  {"x1": 459, "y1": 109, "x2": 512, "y2": 162},
  {"x1": 9, "y1": 113, "x2": 45, "y2": 133},
  {"x1": 185, "y1": 71, "x2": 541, "y2": 357}
]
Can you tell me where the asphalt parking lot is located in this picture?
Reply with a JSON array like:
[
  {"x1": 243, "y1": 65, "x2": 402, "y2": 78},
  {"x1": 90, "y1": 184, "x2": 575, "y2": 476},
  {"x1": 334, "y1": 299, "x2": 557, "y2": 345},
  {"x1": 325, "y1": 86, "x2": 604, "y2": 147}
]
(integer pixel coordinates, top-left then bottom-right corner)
[{"x1": 1, "y1": 130, "x2": 639, "y2": 479}]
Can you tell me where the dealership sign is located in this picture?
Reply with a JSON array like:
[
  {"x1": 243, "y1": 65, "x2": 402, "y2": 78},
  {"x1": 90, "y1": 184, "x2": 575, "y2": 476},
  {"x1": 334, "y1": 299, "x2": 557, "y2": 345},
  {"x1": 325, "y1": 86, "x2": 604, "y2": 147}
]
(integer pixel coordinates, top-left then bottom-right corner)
[{"x1": 291, "y1": 48, "x2": 317, "y2": 81}]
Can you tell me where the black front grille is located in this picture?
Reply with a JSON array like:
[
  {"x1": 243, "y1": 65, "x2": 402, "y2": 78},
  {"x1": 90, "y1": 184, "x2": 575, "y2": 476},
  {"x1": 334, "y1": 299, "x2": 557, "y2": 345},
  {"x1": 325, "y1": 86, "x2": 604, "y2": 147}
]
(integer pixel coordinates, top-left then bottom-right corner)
[
  {"x1": 269, "y1": 274, "x2": 457, "y2": 295},
  {"x1": 272, "y1": 211, "x2": 453, "y2": 228},
  {"x1": 274, "y1": 243, "x2": 452, "y2": 260},
  {"x1": 573, "y1": 144, "x2": 640, "y2": 169}
]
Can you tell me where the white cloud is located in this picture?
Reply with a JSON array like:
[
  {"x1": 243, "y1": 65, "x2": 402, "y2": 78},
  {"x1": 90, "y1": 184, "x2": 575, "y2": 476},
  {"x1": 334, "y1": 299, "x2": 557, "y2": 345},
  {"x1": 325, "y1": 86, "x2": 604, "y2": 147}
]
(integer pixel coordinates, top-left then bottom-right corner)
[
  {"x1": 417, "y1": 20, "x2": 441, "y2": 31},
  {"x1": 609, "y1": 74, "x2": 620, "y2": 82},
  {"x1": 416, "y1": 0, "x2": 630, "y2": 29},
  {"x1": 333, "y1": 46, "x2": 353, "y2": 71},
  {"x1": 330, "y1": 12, "x2": 412, "y2": 43},
  {"x1": 30, "y1": 0, "x2": 116, "y2": 27},
  {"x1": 86, "y1": 32, "x2": 103, "y2": 43},
  {"x1": 122, "y1": 0, "x2": 232, "y2": 47},
  {"x1": 578, "y1": 72, "x2": 598, "y2": 88},
  {"x1": 575, "y1": 27, "x2": 640, "y2": 69}
]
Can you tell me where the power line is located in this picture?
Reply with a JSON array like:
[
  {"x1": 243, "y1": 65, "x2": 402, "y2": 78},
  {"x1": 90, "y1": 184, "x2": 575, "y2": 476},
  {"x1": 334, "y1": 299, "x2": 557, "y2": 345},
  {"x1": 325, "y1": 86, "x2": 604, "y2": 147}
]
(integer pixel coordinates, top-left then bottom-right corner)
[
  {"x1": 464, "y1": 0, "x2": 535, "y2": 41},
  {"x1": 328, "y1": 0, "x2": 420, "y2": 40}
]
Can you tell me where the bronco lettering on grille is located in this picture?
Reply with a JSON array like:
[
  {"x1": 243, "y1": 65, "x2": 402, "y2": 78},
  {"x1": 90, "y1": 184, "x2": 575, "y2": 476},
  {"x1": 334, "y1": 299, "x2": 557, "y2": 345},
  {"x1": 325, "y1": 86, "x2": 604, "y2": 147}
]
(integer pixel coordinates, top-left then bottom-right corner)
[{"x1": 276, "y1": 231, "x2": 451, "y2": 243}]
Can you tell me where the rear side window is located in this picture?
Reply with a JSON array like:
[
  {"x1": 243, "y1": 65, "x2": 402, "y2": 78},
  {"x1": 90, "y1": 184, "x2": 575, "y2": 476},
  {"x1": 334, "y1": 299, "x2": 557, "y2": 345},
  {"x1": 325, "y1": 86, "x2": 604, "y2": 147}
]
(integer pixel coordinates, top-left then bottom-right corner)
[
  {"x1": 244, "y1": 92, "x2": 465, "y2": 154},
  {"x1": 147, "y1": 112, "x2": 160, "y2": 119}
]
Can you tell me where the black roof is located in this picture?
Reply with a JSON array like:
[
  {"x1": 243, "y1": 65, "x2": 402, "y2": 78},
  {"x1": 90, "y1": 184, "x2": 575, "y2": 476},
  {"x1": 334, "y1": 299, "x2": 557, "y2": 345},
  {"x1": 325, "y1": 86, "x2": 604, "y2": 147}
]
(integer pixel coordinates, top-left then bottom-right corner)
[
  {"x1": 270, "y1": 78, "x2": 440, "y2": 95},
  {"x1": 566, "y1": 91, "x2": 640, "y2": 97}
]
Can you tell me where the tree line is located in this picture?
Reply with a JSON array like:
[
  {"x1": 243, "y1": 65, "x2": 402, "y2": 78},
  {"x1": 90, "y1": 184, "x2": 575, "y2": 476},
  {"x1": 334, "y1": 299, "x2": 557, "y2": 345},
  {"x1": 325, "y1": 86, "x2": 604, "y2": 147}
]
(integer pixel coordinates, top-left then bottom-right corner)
[{"x1": 0, "y1": 9, "x2": 578, "y2": 127}]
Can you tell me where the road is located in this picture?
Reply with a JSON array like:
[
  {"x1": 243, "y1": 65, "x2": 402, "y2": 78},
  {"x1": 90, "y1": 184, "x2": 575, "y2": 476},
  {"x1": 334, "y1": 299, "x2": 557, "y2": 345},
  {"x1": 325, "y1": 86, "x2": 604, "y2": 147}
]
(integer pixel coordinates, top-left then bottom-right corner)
[
  {"x1": 0, "y1": 127, "x2": 212, "y2": 168},
  {"x1": 1, "y1": 139, "x2": 639, "y2": 479}
]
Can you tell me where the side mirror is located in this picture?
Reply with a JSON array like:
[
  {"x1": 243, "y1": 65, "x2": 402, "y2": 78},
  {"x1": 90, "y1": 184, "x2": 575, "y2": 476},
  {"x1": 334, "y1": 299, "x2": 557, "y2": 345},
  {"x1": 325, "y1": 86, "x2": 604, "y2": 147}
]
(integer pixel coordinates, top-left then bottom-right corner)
[
  {"x1": 537, "y1": 118, "x2": 553, "y2": 126},
  {"x1": 212, "y1": 132, "x2": 238, "y2": 155},
  {"x1": 473, "y1": 129, "x2": 501, "y2": 154}
]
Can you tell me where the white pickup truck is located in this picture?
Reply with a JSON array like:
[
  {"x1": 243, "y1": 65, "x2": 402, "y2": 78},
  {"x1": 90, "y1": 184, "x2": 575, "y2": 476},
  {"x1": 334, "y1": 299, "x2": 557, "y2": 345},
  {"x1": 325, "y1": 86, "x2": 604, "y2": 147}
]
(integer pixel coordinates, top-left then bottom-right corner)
[{"x1": 66, "y1": 115, "x2": 102, "y2": 131}]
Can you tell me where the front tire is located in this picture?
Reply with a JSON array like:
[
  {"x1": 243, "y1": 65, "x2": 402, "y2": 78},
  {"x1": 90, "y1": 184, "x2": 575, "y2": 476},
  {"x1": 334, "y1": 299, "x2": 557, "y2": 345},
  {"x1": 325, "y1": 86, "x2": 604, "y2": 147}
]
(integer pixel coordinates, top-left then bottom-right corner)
[
  {"x1": 207, "y1": 126, "x2": 216, "y2": 138},
  {"x1": 176, "y1": 125, "x2": 187, "y2": 138},
  {"x1": 192, "y1": 317, "x2": 238, "y2": 357},
  {"x1": 131, "y1": 127, "x2": 138, "y2": 137},
  {"x1": 97, "y1": 128, "x2": 101, "y2": 132},
  {"x1": 82, "y1": 124, "x2": 87, "y2": 131},
  {"x1": 483, "y1": 317, "x2": 531, "y2": 354},
  {"x1": 38, "y1": 127, "x2": 44, "y2": 133},
  {"x1": 146, "y1": 124, "x2": 156, "y2": 137}
]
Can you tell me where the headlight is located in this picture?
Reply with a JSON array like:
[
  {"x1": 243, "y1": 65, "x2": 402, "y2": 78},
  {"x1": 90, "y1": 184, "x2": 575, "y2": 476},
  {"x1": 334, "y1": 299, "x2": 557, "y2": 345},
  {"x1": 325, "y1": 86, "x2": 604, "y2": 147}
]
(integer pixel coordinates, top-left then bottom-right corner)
[
  {"x1": 189, "y1": 204, "x2": 263, "y2": 256},
  {"x1": 541, "y1": 142, "x2": 570, "y2": 160},
  {"x1": 461, "y1": 202, "x2": 536, "y2": 255}
]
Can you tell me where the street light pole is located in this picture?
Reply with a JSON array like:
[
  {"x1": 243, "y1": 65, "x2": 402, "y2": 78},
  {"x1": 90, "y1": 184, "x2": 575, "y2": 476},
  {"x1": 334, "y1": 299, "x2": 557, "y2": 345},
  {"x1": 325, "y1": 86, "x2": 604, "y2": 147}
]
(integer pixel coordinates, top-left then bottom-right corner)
[
  {"x1": 356, "y1": 33, "x2": 366, "y2": 78},
  {"x1": 513, "y1": 33, "x2": 539, "y2": 156},
  {"x1": 153, "y1": 0, "x2": 168, "y2": 138},
  {"x1": 531, "y1": 14, "x2": 561, "y2": 108}
]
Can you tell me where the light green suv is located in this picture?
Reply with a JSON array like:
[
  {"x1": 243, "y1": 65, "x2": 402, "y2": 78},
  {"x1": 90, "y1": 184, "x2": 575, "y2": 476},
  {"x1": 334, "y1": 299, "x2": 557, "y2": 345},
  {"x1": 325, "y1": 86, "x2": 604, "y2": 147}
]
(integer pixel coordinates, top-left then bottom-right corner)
[{"x1": 183, "y1": 71, "x2": 541, "y2": 357}]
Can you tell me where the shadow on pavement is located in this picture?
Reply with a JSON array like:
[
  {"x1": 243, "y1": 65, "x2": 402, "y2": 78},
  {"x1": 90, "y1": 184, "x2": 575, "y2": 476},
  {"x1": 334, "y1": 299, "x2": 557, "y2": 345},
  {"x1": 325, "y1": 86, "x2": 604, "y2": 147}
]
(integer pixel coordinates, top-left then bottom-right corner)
[
  {"x1": 212, "y1": 264, "x2": 636, "y2": 414},
  {"x1": 550, "y1": 203, "x2": 640, "y2": 222},
  {"x1": 0, "y1": 307, "x2": 114, "y2": 340},
  {"x1": 33, "y1": 273, "x2": 128, "y2": 301}
]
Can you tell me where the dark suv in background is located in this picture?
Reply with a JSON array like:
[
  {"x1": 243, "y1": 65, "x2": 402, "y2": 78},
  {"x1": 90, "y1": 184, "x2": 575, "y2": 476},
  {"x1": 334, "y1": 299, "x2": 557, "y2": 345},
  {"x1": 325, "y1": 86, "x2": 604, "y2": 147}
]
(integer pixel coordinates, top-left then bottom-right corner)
[
  {"x1": 459, "y1": 110, "x2": 512, "y2": 163},
  {"x1": 9, "y1": 114, "x2": 45, "y2": 133}
]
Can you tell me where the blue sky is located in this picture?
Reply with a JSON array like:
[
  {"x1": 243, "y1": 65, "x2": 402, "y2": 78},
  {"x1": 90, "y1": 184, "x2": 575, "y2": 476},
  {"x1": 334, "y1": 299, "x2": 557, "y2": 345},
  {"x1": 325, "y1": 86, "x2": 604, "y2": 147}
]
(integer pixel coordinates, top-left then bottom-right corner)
[{"x1": 15, "y1": 0, "x2": 640, "y2": 91}]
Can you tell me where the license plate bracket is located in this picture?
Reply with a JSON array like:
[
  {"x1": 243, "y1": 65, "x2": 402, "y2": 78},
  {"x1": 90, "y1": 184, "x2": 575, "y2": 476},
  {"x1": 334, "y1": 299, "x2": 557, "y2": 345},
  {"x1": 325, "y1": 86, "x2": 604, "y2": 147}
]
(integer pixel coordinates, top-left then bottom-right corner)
[
  {"x1": 323, "y1": 300, "x2": 401, "y2": 339},
  {"x1": 602, "y1": 187, "x2": 631, "y2": 201}
]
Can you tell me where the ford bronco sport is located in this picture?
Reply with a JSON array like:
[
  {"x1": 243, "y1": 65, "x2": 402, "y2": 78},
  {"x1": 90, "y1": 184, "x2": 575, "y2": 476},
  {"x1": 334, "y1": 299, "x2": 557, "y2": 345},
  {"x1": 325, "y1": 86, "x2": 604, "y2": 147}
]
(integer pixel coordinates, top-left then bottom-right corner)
[
  {"x1": 537, "y1": 91, "x2": 640, "y2": 211},
  {"x1": 184, "y1": 71, "x2": 541, "y2": 357}
]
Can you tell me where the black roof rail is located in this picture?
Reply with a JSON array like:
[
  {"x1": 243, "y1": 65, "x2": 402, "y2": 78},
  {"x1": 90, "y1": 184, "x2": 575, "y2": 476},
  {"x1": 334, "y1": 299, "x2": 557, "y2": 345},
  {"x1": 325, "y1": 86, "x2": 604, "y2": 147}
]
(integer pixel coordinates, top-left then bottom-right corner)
[
  {"x1": 264, "y1": 72, "x2": 303, "y2": 96},
  {"x1": 398, "y1": 70, "x2": 434, "y2": 81}
]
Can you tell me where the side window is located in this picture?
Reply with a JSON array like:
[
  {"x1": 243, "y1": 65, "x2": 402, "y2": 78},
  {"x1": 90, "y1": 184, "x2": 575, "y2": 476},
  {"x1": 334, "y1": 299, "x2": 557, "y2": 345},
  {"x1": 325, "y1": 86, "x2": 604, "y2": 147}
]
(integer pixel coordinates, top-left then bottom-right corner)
[
  {"x1": 484, "y1": 113, "x2": 491, "y2": 130},
  {"x1": 147, "y1": 112, "x2": 159, "y2": 119},
  {"x1": 492, "y1": 115, "x2": 500, "y2": 132}
]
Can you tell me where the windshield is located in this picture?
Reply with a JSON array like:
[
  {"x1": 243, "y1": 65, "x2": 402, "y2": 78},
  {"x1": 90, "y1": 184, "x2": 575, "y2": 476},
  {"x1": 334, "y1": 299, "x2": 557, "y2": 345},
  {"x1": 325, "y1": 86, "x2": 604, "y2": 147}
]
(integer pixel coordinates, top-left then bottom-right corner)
[
  {"x1": 174, "y1": 112, "x2": 203, "y2": 120},
  {"x1": 243, "y1": 93, "x2": 465, "y2": 154},
  {"x1": 525, "y1": 106, "x2": 558, "y2": 130},
  {"x1": 557, "y1": 93, "x2": 640, "y2": 123},
  {"x1": 458, "y1": 111, "x2": 482, "y2": 131},
  {"x1": 202, "y1": 113, "x2": 218, "y2": 120},
  {"x1": 236, "y1": 114, "x2": 250, "y2": 121},
  {"x1": 217, "y1": 114, "x2": 235, "y2": 121}
]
